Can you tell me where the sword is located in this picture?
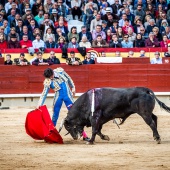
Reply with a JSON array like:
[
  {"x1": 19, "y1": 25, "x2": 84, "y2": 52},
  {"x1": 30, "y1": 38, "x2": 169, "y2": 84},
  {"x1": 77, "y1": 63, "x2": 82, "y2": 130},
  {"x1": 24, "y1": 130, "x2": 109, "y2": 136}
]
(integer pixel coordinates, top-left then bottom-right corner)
[{"x1": 113, "y1": 119, "x2": 120, "y2": 129}]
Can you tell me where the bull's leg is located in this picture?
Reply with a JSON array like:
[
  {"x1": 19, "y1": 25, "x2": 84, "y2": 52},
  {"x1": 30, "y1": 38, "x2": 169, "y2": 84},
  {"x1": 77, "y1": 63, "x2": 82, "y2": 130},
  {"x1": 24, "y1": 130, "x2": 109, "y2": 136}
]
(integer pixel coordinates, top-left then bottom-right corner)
[
  {"x1": 87, "y1": 111, "x2": 102, "y2": 145},
  {"x1": 97, "y1": 125, "x2": 110, "y2": 141},
  {"x1": 140, "y1": 113, "x2": 161, "y2": 144}
]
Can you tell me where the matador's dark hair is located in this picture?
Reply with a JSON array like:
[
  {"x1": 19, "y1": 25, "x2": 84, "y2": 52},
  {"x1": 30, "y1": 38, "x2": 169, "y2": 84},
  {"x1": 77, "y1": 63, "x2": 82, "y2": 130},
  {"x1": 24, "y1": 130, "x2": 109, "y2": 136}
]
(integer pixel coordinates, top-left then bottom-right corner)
[{"x1": 43, "y1": 68, "x2": 54, "y2": 78}]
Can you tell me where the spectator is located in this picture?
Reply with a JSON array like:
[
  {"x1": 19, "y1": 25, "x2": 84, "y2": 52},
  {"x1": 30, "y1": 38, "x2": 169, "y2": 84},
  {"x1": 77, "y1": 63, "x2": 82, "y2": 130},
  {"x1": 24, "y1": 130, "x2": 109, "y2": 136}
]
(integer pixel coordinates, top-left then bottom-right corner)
[
  {"x1": 101, "y1": 51, "x2": 106, "y2": 57},
  {"x1": 109, "y1": 35, "x2": 122, "y2": 48},
  {"x1": 20, "y1": 34, "x2": 33, "y2": 49},
  {"x1": 106, "y1": 14, "x2": 115, "y2": 27},
  {"x1": 134, "y1": 4, "x2": 145, "y2": 21},
  {"x1": 20, "y1": 1, "x2": 31, "y2": 16},
  {"x1": 7, "y1": 2, "x2": 19, "y2": 16},
  {"x1": 68, "y1": 26, "x2": 79, "y2": 42},
  {"x1": 160, "y1": 35, "x2": 168, "y2": 48},
  {"x1": 66, "y1": 51, "x2": 82, "y2": 65},
  {"x1": 145, "y1": 32, "x2": 160, "y2": 47},
  {"x1": 54, "y1": 15, "x2": 68, "y2": 28},
  {"x1": 8, "y1": 27, "x2": 19, "y2": 41},
  {"x1": 79, "y1": 26, "x2": 92, "y2": 43},
  {"x1": 55, "y1": 28, "x2": 67, "y2": 43},
  {"x1": 56, "y1": 0, "x2": 67, "y2": 18},
  {"x1": 121, "y1": 34, "x2": 133, "y2": 48},
  {"x1": 68, "y1": 37, "x2": 79, "y2": 48},
  {"x1": 105, "y1": 29, "x2": 112, "y2": 43},
  {"x1": 15, "y1": 19, "x2": 24, "y2": 39},
  {"x1": 34, "y1": 10, "x2": 44, "y2": 25},
  {"x1": 139, "y1": 50, "x2": 148, "y2": 57},
  {"x1": 102, "y1": 20, "x2": 109, "y2": 32},
  {"x1": 56, "y1": 36, "x2": 67, "y2": 48},
  {"x1": 4, "y1": 54, "x2": 13, "y2": 65},
  {"x1": 157, "y1": 12, "x2": 170, "y2": 28},
  {"x1": 127, "y1": 50, "x2": 134, "y2": 57},
  {"x1": 0, "y1": 26, "x2": 6, "y2": 39},
  {"x1": 116, "y1": 27, "x2": 124, "y2": 41},
  {"x1": 144, "y1": 15, "x2": 152, "y2": 29},
  {"x1": 46, "y1": 37, "x2": 56, "y2": 48},
  {"x1": 139, "y1": 27, "x2": 148, "y2": 39},
  {"x1": 134, "y1": 19, "x2": 143, "y2": 34},
  {"x1": 32, "y1": 33, "x2": 46, "y2": 49},
  {"x1": 32, "y1": 0, "x2": 43, "y2": 17},
  {"x1": 43, "y1": 27, "x2": 55, "y2": 42},
  {"x1": 111, "y1": 0, "x2": 122, "y2": 15},
  {"x1": 20, "y1": 25, "x2": 33, "y2": 41},
  {"x1": 7, "y1": 33, "x2": 20, "y2": 48},
  {"x1": 0, "y1": 33, "x2": 7, "y2": 48},
  {"x1": 44, "y1": 0, "x2": 53, "y2": 13},
  {"x1": 71, "y1": 0, "x2": 82, "y2": 20},
  {"x1": 50, "y1": 9, "x2": 58, "y2": 23},
  {"x1": 28, "y1": 19, "x2": 39, "y2": 33},
  {"x1": 152, "y1": 27, "x2": 162, "y2": 41},
  {"x1": 56, "y1": 20, "x2": 69, "y2": 35},
  {"x1": 156, "y1": 0, "x2": 167, "y2": 11},
  {"x1": 146, "y1": 3, "x2": 155, "y2": 18},
  {"x1": 32, "y1": 51, "x2": 49, "y2": 65},
  {"x1": 124, "y1": 7, "x2": 135, "y2": 25},
  {"x1": 164, "y1": 26, "x2": 170, "y2": 39},
  {"x1": 5, "y1": 0, "x2": 17, "y2": 14},
  {"x1": 39, "y1": 18, "x2": 55, "y2": 36},
  {"x1": 14, "y1": 53, "x2": 29, "y2": 65},
  {"x1": 47, "y1": 51, "x2": 60, "y2": 64},
  {"x1": 22, "y1": 8, "x2": 33, "y2": 21},
  {"x1": 92, "y1": 25, "x2": 106, "y2": 40},
  {"x1": 122, "y1": 19, "x2": 134, "y2": 35},
  {"x1": 86, "y1": 2, "x2": 97, "y2": 27},
  {"x1": 92, "y1": 34, "x2": 108, "y2": 47},
  {"x1": 146, "y1": 19, "x2": 156, "y2": 34},
  {"x1": 83, "y1": 52, "x2": 95, "y2": 64},
  {"x1": 25, "y1": 14, "x2": 39, "y2": 28},
  {"x1": 33, "y1": 28, "x2": 43, "y2": 40},
  {"x1": 127, "y1": 27, "x2": 136, "y2": 42},
  {"x1": 150, "y1": 51, "x2": 162, "y2": 64},
  {"x1": 110, "y1": 20, "x2": 118, "y2": 33},
  {"x1": 0, "y1": 14, "x2": 4, "y2": 26},
  {"x1": 10, "y1": 13, "x2": 20, "y2": 28},
  {"x1": 115, "y1": 51, "x2": 121, "y2": 57},
  {"x1": 79, "y1": 36, "x2": 91, "y2": 48},
  {"x1": 155, "y1": 4, "x2": 163, "y2": 20},
  {"x1": 159, "y1": 19, "x2": 169, "y2": 35},
  {"x1": 90, "y1": 13, "x2": 102, "y2": 32},
  {"x1": 3, "y1": 20, "x2": 10, "y2": 36},
  {"x1": 134, "y1": 33, "x2": 145, "y2": 47},
  {"x1": 118, "y1": 14, "x2": 130, "y2": 27}
]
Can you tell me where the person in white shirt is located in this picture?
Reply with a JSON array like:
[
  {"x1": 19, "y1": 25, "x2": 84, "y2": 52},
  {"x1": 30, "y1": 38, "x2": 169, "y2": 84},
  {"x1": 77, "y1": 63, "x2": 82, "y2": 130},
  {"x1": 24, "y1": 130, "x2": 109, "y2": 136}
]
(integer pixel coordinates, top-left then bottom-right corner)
[
  {"x1": 79, "y1": 36, "x2": 91, "y2": 48},
  {"x1": 151, "y1": 52, "x2": 162, "y2": 64},
  {"x1": 5, "y1": 0, "x2": 16, "y2": 13},
  {"x1": 90, "y1": 14, "x2": 102, "y2": 32},
  {"x1": 32, "y1": 33, "x2": 46, "y2": 49},
  {"x1": 71, "y1": 0, "x2": 82, "y2": 20}
]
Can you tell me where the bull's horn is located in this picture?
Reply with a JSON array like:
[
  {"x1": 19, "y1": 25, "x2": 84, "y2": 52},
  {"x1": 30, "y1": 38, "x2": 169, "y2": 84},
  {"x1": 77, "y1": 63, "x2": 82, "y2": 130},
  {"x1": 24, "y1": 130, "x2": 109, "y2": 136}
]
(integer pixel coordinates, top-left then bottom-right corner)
[
  {"x1": 64, "y1": 132, "x2": 70, "y2": 136},
  {"x1": 58, "y1": 118, "x2": 65, "y2": 133}
]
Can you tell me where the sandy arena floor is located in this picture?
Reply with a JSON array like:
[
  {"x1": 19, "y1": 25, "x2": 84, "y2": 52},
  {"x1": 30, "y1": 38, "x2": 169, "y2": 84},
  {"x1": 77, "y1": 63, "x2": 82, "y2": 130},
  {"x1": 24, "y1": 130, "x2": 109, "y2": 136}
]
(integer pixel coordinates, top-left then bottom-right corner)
[{"x1": 0, "y1": 106, "x2": 170, "y2": 170}]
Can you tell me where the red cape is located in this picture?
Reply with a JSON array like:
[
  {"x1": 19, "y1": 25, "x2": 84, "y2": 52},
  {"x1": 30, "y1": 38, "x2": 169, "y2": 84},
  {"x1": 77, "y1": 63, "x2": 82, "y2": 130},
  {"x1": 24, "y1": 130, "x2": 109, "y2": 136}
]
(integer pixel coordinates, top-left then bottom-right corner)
[{"x1": 25, "y1": 105, "x2": 63, "y2": 144}]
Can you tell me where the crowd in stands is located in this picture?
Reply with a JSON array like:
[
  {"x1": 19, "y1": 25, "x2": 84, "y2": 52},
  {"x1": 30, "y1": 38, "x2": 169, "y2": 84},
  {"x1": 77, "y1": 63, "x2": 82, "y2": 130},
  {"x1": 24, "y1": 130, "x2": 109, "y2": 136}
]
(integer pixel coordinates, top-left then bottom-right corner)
[{"x1": 1, "y1": 0, "x2": 170, "y2": 65}]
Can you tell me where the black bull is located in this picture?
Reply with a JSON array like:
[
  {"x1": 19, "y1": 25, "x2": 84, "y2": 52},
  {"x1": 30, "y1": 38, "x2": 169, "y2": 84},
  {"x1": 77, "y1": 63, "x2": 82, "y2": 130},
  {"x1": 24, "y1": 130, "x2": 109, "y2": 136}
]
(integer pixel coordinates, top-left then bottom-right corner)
[{"x1": 61, "y1": 87, "x2": 170, "y2": 144}]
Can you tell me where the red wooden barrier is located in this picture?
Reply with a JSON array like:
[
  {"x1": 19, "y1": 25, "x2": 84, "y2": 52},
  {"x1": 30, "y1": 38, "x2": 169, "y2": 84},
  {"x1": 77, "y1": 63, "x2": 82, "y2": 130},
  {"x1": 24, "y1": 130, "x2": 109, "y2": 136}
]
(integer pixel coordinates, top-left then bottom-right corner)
[{"x1": 0, "y1": 64, "x2": 170, "y2": 94}]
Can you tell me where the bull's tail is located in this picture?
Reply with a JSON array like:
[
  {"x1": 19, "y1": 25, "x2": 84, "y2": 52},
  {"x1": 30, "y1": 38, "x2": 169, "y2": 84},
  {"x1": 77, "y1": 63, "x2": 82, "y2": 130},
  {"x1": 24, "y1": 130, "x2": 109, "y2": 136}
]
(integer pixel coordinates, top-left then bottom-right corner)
[{"x1": 147, "y1": 88, "x2": 170, "y2": 113}]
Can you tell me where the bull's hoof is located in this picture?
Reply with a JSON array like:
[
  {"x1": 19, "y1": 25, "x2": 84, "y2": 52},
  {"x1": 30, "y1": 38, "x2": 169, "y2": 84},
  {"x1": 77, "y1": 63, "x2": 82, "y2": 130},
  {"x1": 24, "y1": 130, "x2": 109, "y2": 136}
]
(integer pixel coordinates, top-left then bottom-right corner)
[
  {"x1": 154, "y1": 136, "x2": 161, "y2": 144},
  {"x1": 86, "y1": 141, "x2": 94, "y2": 145},
  {"x1": 103, "y1": 135, "x2": 110, "y2": 141},
  {"x1": 156, "y1": 138, "x2": 161, "y2": 144}
]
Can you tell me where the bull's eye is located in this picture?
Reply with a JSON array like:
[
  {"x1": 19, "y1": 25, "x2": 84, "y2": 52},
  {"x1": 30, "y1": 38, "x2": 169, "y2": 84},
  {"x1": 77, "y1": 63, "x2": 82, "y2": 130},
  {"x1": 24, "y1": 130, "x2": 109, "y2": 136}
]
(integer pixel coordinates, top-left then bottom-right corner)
[{"x1": 67, "y1": 126, "x2": 70, "y2": 129}]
